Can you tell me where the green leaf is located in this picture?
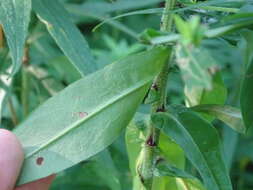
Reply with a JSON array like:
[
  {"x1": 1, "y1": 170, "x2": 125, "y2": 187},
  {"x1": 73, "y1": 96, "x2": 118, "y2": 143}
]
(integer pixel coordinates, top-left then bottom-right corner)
[
  {"x1": 32, "y1": 0, "x2": 96, "y2": 76},
  {"x1": 94, "y1": 0, "x2": 245, "y2": 31},
  {"x1": 71, "y1": 0, "x2": 164, "y2": 16},
  {"x1": 155, "y1": 123, "x2": 186, "y2": 190},
  {"x1": 126, "y1": 113, "x2": 186, "y2": 190},
  {"x1": 0, "y1": 0, "x2": 31, "y2": 75},
  {"x1": 222, "y1": 127, "x2": 238, "y2": 170},
  {"x1": 239, "y1": 2, "x2": 253, "y2": 13},
  {"x1": 176, "y1": 45, "x2": 217, "y2": 90},
  {"x1": 240, "y1": 30, "x2": 253, "y2": 67},
  {"x1": 14, "y1": 47, "x2": 170, "y2": 185},
  {"x1": 125, "y1": 113, "x2": 147, "y2": 176},
  {"x1": 191, "y1": 104, "x2": 245, "y2": 133},
  {"x1": 174, "y1": 15, "x2": 206, "y2": 46},
  {"x1": 151, "y1": 108, "x2": 232, "y2": 190},
  {"x1": 158, "y1": 133, "x2": 185, "y2": 169},
  {"x1": 174, "y1": 15, "x2": 192, "y2": 40},
  {"x1": 65, "y1": 5, "x2": 139, "y2": 39},
  {"x1": 154, "y1": 161, "x2": 194, "y2": 179},
  {"x1": 139, "y1": 28, "x2": 168, "y2": 44},
  {"x1": 90, "y1": 150, "x2": 121, "y2": 190},
  {"x1": 185, "y1": 72, "x2": 227, "y2": 107},
  {"x1": 240, "y1": 60, "x2": 253, "y2": 129},
  {"x1": 154, "y1": 161, "x2": 207, "y2": 190},
  {"x1": 148, "y1": 21, "x2": 253, "y2": 45},
  {"x1": 176, "y1": 178, "x2": 207, "y2": 190},
  {"x1": 125, "y1": 114, "x2": 147, "y2": 190}
]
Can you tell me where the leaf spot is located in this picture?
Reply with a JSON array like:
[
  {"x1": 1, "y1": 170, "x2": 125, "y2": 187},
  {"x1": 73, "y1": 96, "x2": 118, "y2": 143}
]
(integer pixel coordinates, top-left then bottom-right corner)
[
  {"x1": 78, "y1": 112, "x2": 88, "y2": 118},
  {"x1": 146, "y1": 135, "x2": 157, "y2": 147},
  {"x1": 151, "y1": 83, "x2": 159, "y2": 91},
  {"x1": 36, "y1": 157, "x2": 44, "y2": 166}
]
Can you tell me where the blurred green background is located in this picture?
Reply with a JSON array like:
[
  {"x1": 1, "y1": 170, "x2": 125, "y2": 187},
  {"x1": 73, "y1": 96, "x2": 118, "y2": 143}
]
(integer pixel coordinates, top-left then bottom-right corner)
[{"x1": 0, "y1": 0, "x2": 253, "y2": 189}]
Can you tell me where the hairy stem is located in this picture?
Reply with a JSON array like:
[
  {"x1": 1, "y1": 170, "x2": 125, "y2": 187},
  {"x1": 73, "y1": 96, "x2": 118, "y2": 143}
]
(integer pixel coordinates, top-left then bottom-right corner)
[{"x1": 138, "y1": 0, "x2": 176, "y2": 189}]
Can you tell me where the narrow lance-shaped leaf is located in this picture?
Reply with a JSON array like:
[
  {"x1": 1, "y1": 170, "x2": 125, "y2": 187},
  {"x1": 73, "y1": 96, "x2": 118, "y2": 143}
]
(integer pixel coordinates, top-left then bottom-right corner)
[
  {"x1": 151, "y1": 107, "x2": 232, "y2": 190},
  {"x1": 191, "y1": 104, "x2": 245, "y2": 134},
  {"x1": 154, "y1": 161, "x2": 207, "y2": 190},
  {"x1": 240, "y1": 60, "x2": 253, "y2": 129},
  {"x1": 154, "y1": 161, "x2": 194, "y2": 179},
  {"x1": 32, "y1": 0, "x2": 96, "y2": 76},
  {"x1": 14, "y1": 47, "x2": 170, "y2": 185},
  {"x1": 240, "y1": 30, "x2": 253, "y2": 67},
  {"x1": 0, "y1": 0, "x2": 31, "y2": 75}
]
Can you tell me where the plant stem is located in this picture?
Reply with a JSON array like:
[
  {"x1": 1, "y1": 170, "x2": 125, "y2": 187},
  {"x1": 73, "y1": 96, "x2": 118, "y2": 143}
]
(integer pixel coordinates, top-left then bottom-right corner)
[
  {"x1": 161, "y1": 0, "x2": 176, "y2": 32},
  {"x1": 0, "y1": 25, "x2": 4, "y2": 48},
  {"x1": 138, "y1": 0, "x2": 176, "y2": 189},
  {"x1": 8, "y1": 98, "x2": 18, "y2": 127},
  {"x1": 21, "y1": 46, "x2": 30, "y2": 118}
]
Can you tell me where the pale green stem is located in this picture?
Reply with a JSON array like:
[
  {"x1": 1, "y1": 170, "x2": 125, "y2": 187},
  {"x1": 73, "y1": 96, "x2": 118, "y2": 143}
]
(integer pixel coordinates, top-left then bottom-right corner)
[{"x1": 21, "y1": 47, "x2": 30, "y2": 118}]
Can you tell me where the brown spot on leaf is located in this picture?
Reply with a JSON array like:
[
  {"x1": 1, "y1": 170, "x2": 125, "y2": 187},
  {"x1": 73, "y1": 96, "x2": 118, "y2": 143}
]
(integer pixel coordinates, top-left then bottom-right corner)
[
  {"x1": 36, "y1": 157, "x2": 44, "y2": 166},
  {"x1": 155, "y1": 157, "x2": 164, "y2": 165},
  {"x1": 146, "y1": 135, "x2": 157, "y2": 147},
  {"x1": 156, "y1": 105, "x2": 165, "y2": 112},
  {"x1": 151, "y1": 83, "x2": 159, "y2": 91},
  {"x1": 78, "y1": 112, "x2": 88, "y2": 118}
]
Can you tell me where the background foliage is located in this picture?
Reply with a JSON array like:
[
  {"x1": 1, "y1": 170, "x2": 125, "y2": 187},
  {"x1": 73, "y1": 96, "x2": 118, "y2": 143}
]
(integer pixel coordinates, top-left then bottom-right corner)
[{"x1": 0, "y1": 0, "x2": 253, "y2": 189}]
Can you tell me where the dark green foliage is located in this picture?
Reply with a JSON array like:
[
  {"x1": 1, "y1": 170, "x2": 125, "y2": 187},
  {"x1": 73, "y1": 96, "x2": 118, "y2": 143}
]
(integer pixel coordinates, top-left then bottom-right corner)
[{"x1": 0, "y1": 0, "x2": 253, "y2": 189}]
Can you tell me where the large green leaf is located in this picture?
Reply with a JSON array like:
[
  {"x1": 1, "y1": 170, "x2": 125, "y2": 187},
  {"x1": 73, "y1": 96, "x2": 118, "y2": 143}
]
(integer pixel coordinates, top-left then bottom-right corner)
[
  {"x1": 14, "y1": 47, "x2": 170, "y2": 185},
  {"x1": 191, "y1": 104, "x2": 245, "y2": 133},
  {"x1": 151, "y1": 108, "x2": 232, "y2": 190},
  {"x1": 32, "y1": 0, "x2": 96, "y2": 76},
  {"x1": 0, "y1": 0, "x2": 31, "y2": 75},
  {"x1": 240, "y1": 60, "x2": 253, "y2": 129}
]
